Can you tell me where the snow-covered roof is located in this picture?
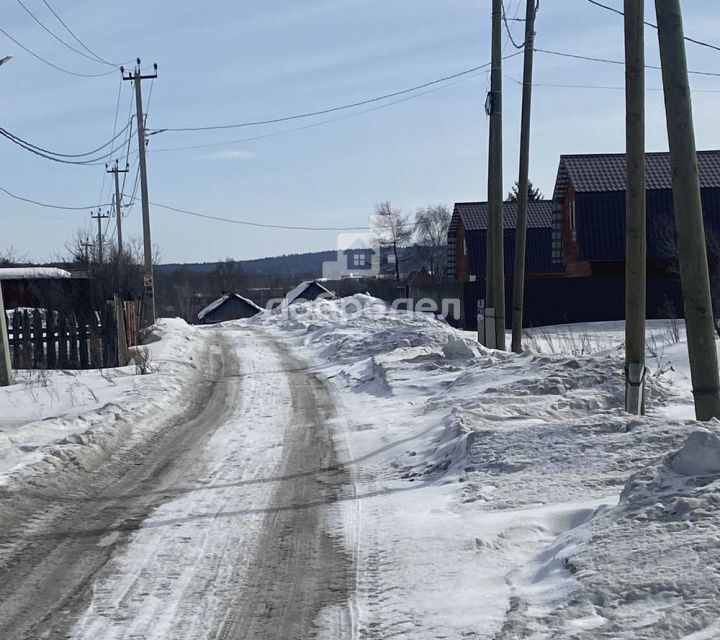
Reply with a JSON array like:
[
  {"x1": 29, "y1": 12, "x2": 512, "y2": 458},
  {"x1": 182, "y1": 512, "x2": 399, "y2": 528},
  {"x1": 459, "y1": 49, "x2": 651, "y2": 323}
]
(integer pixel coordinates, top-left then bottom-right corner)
[
  {"x1": 197, "y1": 293, "x2": 263, "y2": 320},
  {"x1": 0, "y1": 267, "x2": 72, "y2": 280},
  {"x1": 284, "y1": 280, "x2": 334, "y2": 305}
]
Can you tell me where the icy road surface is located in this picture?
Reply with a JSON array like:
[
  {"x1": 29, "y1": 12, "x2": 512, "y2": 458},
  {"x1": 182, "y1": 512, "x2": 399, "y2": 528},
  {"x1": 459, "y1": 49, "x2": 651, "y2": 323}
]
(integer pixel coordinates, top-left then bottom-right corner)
[{"x1": 0, "y1": 326, "x2": 353, "y2": 639}]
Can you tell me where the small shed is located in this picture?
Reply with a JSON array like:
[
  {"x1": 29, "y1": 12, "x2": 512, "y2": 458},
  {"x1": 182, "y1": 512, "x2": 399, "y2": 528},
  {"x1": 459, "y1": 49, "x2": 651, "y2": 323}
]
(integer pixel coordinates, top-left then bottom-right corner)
[
  {"x1": 0, "y1": 267, "x2": 91, "y2": 311},
  {"x1": 285, "y1": 280, "x2": 334, "y2": 305},
  {"x1": 197, "y1": 293, "x2": 263, "y2": 324}
]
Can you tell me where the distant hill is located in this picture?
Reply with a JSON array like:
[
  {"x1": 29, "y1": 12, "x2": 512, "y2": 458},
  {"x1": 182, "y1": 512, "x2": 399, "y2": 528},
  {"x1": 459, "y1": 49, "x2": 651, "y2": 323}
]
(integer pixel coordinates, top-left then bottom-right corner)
[{"x1": 157, "y1": 250, "x2": 337, "y2": 278}]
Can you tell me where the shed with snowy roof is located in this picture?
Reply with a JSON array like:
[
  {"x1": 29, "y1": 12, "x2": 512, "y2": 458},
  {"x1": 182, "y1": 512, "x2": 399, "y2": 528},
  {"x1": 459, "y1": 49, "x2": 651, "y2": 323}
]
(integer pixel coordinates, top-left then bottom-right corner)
[
  {"x1": 197, "y1": 293, "x2": 263, "y2": 324},
  {"x1": 284, "y1": 280, "x2": 334, "y2": 305}
]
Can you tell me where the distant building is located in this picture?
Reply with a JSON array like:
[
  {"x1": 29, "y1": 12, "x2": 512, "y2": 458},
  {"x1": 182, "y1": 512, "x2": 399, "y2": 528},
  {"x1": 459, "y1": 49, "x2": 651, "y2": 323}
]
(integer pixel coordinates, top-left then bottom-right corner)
[
  {"x1": 285, "y1": 280, "x2": 334, "y2": 305},
  {"x1": 197, "y1": 293, "x2": 263, "y2": 324},
  {"x1": 447, "y1": 200, "x2": 558, "y2": 281}
]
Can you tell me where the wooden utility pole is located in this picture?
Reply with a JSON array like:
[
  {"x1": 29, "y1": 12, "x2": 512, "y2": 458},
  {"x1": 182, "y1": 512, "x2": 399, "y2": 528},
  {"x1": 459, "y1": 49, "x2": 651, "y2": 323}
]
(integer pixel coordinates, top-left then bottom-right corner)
[
  {"x1": 91, "y1": 209, "x2": 110, "y2": 264},
  {"x1": 0, "y1": 286, "x2": 12, "y2": 386},
  {"x1": 624, "y1": 0, "x2": 646, "y2": 415},
  {"x1": 122, "y1": 59, "x2": 158, "y2": 327},
  {"x1": 655, "y1": 0, "x2": 720, "y2": 421},
  {"x1": 487, "y1": 0, "x2": 505, "y2": 350},
  {"x1": 107, "y1": 160, "x2": 128, "y2": 254},
  {"x1": 510, "y1": 0, "x2": 538, "y2": 354}
]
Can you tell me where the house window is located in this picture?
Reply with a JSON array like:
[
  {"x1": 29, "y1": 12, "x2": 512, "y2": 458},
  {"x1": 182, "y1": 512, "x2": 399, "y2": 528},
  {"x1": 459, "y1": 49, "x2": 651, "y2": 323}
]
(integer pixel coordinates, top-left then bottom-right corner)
[
  {"x1": 569, "y1": 200, "x2": 577, "y2": 241},
  {"x1": 353, "y1": 253, "x2": 367, "y2": 267}
]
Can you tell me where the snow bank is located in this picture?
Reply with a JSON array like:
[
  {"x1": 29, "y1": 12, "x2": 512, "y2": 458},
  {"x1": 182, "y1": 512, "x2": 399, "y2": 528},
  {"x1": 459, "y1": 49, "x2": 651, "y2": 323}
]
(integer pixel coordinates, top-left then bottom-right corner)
[{"x1": 0, "y1": 318, "x2": 203, "y2": 487}]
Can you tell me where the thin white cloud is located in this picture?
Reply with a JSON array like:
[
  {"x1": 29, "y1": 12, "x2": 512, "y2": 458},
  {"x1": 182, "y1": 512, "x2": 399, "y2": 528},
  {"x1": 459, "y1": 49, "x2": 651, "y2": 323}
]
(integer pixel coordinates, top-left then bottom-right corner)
[{"x1": 204, "y1": 150, "x2": 256, "y2": 161}]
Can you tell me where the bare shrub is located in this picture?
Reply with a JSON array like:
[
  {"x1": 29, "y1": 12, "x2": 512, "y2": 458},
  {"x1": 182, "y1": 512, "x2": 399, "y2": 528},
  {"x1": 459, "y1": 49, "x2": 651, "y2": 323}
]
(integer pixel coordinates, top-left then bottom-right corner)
[{"x1": 133, "y1": 346, "x2": 153, "y2": 375}]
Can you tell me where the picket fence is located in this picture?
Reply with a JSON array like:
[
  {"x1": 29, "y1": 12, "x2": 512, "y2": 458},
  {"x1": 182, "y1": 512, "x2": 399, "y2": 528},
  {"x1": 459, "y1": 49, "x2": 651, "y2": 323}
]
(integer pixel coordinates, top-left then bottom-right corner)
[{"x1": 6, "y1": 298, "x2": 139, "y2": 370}]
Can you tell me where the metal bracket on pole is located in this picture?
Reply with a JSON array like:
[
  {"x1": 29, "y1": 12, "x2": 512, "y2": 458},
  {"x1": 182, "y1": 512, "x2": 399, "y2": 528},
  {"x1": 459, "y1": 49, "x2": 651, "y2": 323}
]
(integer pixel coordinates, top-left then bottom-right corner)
[
  {"x1": 478, "y1": 300, "x2": 497, "y2": 350},
  {"x1": 625, "y1": 362, "x2": 646, "y2": 415}
]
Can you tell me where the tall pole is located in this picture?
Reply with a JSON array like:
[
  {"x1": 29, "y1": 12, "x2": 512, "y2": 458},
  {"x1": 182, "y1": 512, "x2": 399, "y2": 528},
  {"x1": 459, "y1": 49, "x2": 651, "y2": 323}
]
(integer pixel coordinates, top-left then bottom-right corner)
[
  {"x1": 511, "y1": 0, "x2": 538, "y2": 354},
  {"x1": 655, "y1": 0, "x2": 720, "y2": 421},
  {"x1": 488, "y1": 0, "x2": 505, "y2": 350},
  {"x1": 107, "y1": 160, "x2": 128, "y2": 255},
  {"x1": 0, "y1": 54, "x2": 12, "y2": 385},
  {"x1": 123, "y1": 59, "x2": 158, "y2": 327},
  {"x1": 91, "y1": 209, "x2": 110, "y2": 264},
  {"x1": 624, "y1": 0, "x2": 646, "y2": 414},
  {"x1": 0, "y1": 286, "x2": 12, "y2": 386}
]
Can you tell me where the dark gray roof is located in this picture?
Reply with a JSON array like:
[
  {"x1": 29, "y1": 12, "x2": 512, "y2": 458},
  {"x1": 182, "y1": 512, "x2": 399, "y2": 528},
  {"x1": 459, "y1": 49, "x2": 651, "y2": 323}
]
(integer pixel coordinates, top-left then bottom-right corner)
[
  {"x1": 453, "y1": 200, "x2": 553, "y2": 231},
  {"x1": 560, "y1": 150, "x2": 720, "y2": 193}
]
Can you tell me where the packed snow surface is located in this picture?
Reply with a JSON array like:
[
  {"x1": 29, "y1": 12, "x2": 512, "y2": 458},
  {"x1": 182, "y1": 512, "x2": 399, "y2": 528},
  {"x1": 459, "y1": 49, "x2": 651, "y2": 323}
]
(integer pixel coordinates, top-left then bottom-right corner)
[
  {"x1": 251, "y1": 295, "x2": 720, "y2": 638},
  {"x1": 1, "y1": 298, "x2": 718, "y2": 638}
]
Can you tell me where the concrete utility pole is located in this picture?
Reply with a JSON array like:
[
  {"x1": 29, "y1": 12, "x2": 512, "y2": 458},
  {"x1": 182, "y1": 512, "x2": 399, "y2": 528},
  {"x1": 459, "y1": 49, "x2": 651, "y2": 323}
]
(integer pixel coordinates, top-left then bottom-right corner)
[
  {"x1": 107, "y1": 160, "x2": 128, "y2": 254},
  {"x1": 91, "y1": 209, "x2": 110, "y2": 264},
  {"x1": 510, "y1": 0, "x2": 538, "y2": 354},
  {"x1": 655, "y1": 0, "x2": 720, "y2": 421},
  {"x1": 0, "y1": 54, "x2": 13, "y2": 386},
  {"x1": 488, "y1": 0, "x2": 506, "y2": 350},
  {"x1": 624, "y1": 0, "x2": 646, "y2": 415},
  {"x1": 122, "y1": 59, "x2": 158, "y2": 327},
  {"x1": 0, "y1": 286, "x2": 12, "y2": 387}
]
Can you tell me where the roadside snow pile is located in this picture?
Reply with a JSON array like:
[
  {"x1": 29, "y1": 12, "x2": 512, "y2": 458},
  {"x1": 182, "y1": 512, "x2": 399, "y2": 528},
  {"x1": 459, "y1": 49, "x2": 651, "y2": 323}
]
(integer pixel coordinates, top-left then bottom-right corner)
[
  {"x1": 515, "y1": 429, "x2": 720, "y2": 640},
  {"x1": 255, "y1": 296, "x2": 716, "y2": 639},
  {"x1": 252, "y1": 294, "x2": 485, "y2": 364},
  {"x1": 0, "y1": 318, "x2": 203, "y2": 486}
]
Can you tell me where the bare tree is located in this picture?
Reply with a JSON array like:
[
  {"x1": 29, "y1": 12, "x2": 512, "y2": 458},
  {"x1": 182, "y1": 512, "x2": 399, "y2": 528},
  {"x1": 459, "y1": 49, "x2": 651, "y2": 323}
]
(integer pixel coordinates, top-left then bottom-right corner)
[
  {"x1": 414, "y1": 205, "x2": 452, "y2": 283},
  {"x1": 0, "y1": 246, "x2": 28, "y2": 267},
  {"x1": 372, "y1": 201, "x2": 412, "y2": 282}
]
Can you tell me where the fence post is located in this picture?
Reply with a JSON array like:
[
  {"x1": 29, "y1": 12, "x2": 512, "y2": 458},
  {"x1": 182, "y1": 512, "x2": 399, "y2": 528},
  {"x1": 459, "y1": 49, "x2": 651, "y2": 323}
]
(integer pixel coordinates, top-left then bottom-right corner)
[
  {"x1": 114, "y1": 295, "x2": 129, "y2": 365},
  {"x1": 46, "y1": 309, "x2": 56, "y2": 369},
  {"x1": 90, "y1": 312, "x2": 102, "y2": 369},
  {"x1": 78, "y1": 315, "x2": 89, "y2": 370},
  {"x1": 32, "y1": 309, "x2": 44, "y2": 367},
  {"x1": 57, "y1": 311, "x2": 69, "y2": 369},
  {"x1": 11, "y1": 312, "x2": 21, "y2": 369},
  {"x1": 21, "y1": 311, "x2": 32, "y2": 369},
  {"x1": 68, "y1": 310, "x2": 79, "y2": 369}
]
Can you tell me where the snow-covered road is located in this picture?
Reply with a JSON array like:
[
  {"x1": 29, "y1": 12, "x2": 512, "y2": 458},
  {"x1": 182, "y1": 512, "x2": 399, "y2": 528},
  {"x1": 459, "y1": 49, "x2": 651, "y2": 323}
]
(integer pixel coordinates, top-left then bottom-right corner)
[{"x1": 0, "y1": 326, "x2": 353, "y2": 639}]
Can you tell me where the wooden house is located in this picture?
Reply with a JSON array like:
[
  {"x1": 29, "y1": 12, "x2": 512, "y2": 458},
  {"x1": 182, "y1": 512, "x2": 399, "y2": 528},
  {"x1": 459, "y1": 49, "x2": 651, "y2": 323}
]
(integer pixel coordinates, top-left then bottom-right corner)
[
  {"x1": 197, "y1": 293, "x2": 263, "y2": 324},
  {"x1": 551, "y1": 150, "x2": 720, "y2": 276},
  {"x1": 447, "y1": 200, "x2": 559, "y2": 281}
]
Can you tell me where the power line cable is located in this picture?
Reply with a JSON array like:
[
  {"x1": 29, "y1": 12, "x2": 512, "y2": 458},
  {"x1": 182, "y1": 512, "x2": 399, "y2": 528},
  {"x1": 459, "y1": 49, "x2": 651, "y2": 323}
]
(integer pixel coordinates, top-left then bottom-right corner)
[
  {"x1": 40, "y1": 0, "x2": 131, "y2": 66},
  {"x1": 535, "y1": 48, "x2": 720, "y2": 77},
  {"x1": 0, "y1": 120, "x2": 131, "y2": 159},
  {"x1": 127, "y1": 197, "x2": 370, "y2": 231},
  {"x1": 149, "y1": 63, "x2": 497, "y2": 154},
  {"x1": 0, "y1": 185, "x2": 111, "y2": 210},
  {"x1": 586, "y1": 0, "x2": 720, "y2": 54},
  {"x1": 0, "y1": 24, "x2": 116, "y2": 77},
  {"x1": 158, "y1": 53, "x2": 523, "y2": 133},
  {"x1": 15, "y1": 0, "x2": 112, "y2": 67},
  {"x1": 0, "y1": 124, "x2": 134, "y2": 165},
  {"x1": 501, "y1": 0, "x2": 526, "y2": 49}
]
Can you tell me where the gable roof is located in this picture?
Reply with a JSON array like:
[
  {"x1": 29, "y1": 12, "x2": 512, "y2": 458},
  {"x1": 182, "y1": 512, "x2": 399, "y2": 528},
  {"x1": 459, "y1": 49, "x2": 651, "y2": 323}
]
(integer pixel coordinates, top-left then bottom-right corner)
[
  {"x1": 555, "y1": 150, "x2": 720, "y2": 196},
  {"x1": 284, "y1": 280, "x2": 334, "y2": 305},
  {"x1": 452, "y1": 200, "x2": 553, "y2": 232},
  {"x1": 197, "y1": 293, "x2": 263, "y2": 320},
  {"x1": 0, "y1": 267, "x2": 72, "y2": 280}
]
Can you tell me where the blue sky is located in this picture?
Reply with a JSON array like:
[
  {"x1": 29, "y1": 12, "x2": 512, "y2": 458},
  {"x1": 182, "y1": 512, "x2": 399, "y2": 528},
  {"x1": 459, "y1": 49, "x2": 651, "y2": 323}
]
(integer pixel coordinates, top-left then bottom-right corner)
[{"x1": 2, "y1": 0, "x2": 720, "y2": 263}]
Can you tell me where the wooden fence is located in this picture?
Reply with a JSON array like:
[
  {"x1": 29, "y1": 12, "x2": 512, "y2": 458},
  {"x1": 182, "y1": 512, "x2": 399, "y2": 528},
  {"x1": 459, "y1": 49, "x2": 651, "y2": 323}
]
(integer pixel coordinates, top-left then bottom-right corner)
[{"x1": 6, "y1": 300, "x2": 139, "y2": 370}]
